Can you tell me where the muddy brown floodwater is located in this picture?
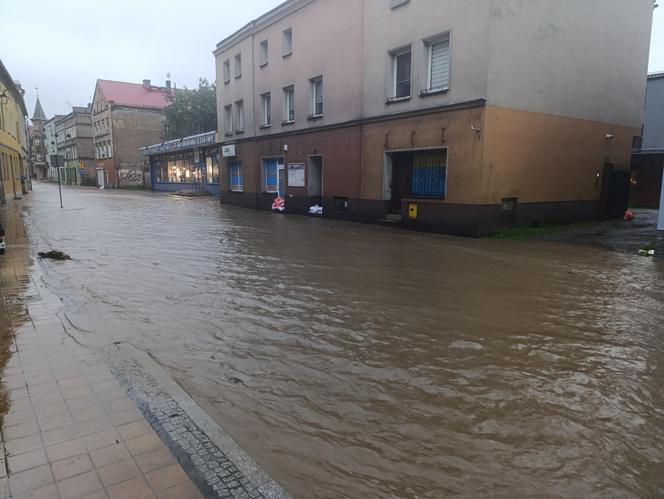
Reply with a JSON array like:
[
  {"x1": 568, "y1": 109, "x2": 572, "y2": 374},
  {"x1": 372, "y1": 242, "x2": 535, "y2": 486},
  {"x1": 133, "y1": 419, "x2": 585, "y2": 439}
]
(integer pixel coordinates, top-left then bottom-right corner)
[{"x1": 21, "y1": 183, "x2": 664, "y2": 498}]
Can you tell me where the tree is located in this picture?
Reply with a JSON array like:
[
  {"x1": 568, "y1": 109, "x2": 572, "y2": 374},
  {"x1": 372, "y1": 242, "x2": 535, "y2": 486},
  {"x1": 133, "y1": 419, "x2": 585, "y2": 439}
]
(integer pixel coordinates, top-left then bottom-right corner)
[{"x1": 163, "y1": 78, "x2": 217, "y2": 140}]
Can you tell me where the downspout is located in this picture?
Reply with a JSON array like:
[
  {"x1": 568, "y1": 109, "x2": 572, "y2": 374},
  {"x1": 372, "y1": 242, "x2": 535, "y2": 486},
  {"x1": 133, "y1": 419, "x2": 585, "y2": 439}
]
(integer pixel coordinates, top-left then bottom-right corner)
[
  {"x1": 359, "y1": 0, "x2": 366, "y2": 204},
  {"x1": 250, "y1": 20, "x2": 259, "y2": 197}
]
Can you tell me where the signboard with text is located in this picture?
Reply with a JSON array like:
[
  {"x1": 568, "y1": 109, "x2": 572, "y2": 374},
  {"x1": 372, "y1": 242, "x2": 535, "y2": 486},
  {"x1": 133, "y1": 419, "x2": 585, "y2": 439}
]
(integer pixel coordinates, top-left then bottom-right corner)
[{"x1": 287, "y1": 163, "x2": 305, "y2": 187}]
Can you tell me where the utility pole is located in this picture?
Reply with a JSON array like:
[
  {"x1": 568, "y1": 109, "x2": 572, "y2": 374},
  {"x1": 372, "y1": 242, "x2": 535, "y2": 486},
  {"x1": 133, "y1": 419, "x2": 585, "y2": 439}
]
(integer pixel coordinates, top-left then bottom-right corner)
[{"x1": 51, "y1": 132, "x2": 66, "y2": 209}]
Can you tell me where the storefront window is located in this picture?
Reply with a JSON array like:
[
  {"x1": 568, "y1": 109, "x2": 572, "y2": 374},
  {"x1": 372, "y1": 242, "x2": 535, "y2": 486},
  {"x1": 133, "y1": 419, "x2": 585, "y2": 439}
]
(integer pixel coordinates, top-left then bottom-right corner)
[
  {"x1": 206, "y1": 149, "x2": 220, "y2": 184},
  {"x1": 163, "y1": 152, "x2": 195, "y2": 183}
]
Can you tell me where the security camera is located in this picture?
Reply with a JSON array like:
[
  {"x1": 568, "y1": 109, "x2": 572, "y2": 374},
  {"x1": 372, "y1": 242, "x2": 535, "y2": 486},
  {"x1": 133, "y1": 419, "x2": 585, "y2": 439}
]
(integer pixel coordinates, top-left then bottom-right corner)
[{"x1": 606, "y1": 134, "x2": 615, "y2": 140}]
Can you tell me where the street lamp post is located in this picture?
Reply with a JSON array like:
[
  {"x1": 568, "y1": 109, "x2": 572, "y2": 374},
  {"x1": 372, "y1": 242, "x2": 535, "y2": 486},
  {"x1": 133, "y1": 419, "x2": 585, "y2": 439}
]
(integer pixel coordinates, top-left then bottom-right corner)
[{"x1": 51, "y1": 132, "x2": 67, "y2": 209}]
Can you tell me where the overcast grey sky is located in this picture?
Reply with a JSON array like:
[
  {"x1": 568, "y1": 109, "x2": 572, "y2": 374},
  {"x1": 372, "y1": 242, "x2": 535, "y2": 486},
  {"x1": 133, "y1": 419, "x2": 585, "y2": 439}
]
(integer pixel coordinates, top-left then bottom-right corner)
[{"x1": 1, "y1": 0, "x2": 663, "y2": 120}]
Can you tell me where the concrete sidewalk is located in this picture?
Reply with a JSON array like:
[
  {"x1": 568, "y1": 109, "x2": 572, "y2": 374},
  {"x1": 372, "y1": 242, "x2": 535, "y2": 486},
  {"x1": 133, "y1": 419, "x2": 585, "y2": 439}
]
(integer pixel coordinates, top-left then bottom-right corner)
[{"x1": 0, "y1": 203, "x2": 203, "y2": 498}]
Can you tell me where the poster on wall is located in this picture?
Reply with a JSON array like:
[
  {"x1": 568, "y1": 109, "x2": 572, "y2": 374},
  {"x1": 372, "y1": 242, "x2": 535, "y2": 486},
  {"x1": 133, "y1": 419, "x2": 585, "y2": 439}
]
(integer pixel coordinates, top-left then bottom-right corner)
[{"x1": 288, "y1": 163, "x2": 305, "y2": 187}]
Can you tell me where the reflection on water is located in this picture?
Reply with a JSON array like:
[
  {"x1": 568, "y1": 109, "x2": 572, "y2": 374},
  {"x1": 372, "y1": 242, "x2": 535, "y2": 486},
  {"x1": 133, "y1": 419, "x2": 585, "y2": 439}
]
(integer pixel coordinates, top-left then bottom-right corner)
[
  {"x1": 0, "y1": 203, "x2": 36, "y2": 421},
  {"x1": 25, "y1": 183, "x2": 664, "y2": 498}
]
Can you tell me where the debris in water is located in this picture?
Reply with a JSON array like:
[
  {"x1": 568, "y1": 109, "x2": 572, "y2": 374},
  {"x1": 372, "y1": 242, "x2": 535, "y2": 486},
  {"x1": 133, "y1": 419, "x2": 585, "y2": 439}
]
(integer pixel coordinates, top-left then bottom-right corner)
[{"x1": 38, "y1": 250, "x2": 71, "y2": 261}]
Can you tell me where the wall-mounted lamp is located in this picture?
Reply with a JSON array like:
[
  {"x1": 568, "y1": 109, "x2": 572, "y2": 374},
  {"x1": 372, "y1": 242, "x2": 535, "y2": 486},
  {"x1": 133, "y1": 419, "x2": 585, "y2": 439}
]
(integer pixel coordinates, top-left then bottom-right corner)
[
  {"x1": 605, "y1": 134, "x2": 615, "y2": 141},
  {"x1": 471, "y1": 125, "x2": 481, "y2": 136}
]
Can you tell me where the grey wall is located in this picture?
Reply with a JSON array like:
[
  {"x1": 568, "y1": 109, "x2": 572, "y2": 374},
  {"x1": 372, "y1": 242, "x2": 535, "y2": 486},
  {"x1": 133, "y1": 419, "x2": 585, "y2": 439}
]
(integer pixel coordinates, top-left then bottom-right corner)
[
  {"x1": 643, "y1": 76, "x2": 664, "y2": 149},
  {"x1": 215, "y1": 0, "x2": 364, "y2": 141},
  {"x1": 487, "y1": 0, "x2": 654, "y2": 127}
]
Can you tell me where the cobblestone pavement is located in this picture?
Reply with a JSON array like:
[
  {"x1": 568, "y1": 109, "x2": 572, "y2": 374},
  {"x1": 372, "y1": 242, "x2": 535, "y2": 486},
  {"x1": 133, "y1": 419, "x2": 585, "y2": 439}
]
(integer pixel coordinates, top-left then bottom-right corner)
[{"x1": 0, "y1": 200, "x2": 288, "y2": 499}]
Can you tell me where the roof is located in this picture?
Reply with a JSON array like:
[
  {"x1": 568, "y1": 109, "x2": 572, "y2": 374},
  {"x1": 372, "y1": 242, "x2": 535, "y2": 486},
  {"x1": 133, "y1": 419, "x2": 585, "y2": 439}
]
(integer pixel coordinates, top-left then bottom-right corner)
[
  {"x1": 648, "y1": 72, "x2": 664, "y2": 81},
  {"x1": 0, "y1": 59, "x2": 28, "y2": 117},
  {"x1": 141, "y1": 131, "x2": 216, "y2": 156},
  {"x1": 32, "y1": 97, "x2": 46, "y2": 121},
  {"x1": 96, "y1": 79, "x2": 171, "y2": 109}
]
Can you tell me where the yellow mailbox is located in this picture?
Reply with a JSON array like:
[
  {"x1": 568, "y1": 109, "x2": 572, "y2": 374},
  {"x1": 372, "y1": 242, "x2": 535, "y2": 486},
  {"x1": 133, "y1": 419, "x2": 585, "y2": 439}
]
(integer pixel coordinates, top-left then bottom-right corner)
[{"x1": 408, "y1": 203, "x2": 418, "y2": 220}]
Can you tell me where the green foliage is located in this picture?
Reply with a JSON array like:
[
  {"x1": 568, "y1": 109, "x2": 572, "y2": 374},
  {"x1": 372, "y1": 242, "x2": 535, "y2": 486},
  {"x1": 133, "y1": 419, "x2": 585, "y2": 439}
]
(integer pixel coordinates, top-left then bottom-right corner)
[{"x1": 163, "y1": 78, "x2": 217, "y2": 140}]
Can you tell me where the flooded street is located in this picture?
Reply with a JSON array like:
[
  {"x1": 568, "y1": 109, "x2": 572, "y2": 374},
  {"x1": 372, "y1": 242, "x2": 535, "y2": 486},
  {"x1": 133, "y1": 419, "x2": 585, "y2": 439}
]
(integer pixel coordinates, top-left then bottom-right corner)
[{"x1": 20, "y1": 183, "x2": 664, "y2": 497}]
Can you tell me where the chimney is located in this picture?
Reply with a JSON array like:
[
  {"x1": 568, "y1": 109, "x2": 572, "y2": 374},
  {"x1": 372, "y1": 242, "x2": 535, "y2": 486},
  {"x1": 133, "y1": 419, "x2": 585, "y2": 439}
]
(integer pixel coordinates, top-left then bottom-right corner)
[
  {"x1": 166, "y1": 79, "x2": 171, "y2": 91},
  {"x1": 142, "y1": 79, "x2": 151, "y2": 90}
]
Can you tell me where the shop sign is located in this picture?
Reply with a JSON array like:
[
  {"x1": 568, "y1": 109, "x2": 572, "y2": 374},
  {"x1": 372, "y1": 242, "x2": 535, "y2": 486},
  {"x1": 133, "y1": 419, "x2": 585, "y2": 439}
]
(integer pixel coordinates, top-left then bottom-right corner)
[
  {"x1": 288, "y1": 163, "x2": 305, "y2": 187},
  {"x1": 142, "y1": 131, "x2": 216, "y2": 155},
  {"x1": 222, "y1": 144, "x2": 236, "y2": 157}
]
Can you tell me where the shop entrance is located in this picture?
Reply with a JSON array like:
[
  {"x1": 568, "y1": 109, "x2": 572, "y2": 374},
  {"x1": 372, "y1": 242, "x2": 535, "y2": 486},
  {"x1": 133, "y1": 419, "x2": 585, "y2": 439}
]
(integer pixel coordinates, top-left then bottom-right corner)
[
  {"x1": 384, "y1": 149, "x2": 448, "y2": 215},
  {"x1": 388, "y1": 152, "x2": 414, "y2": 213}
]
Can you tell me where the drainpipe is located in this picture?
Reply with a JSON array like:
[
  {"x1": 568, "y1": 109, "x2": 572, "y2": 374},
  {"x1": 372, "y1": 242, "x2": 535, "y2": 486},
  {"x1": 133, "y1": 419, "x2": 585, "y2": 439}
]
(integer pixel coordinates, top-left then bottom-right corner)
[{"x1": 656, "y1": 172, "x2": 664, "y2": 258}]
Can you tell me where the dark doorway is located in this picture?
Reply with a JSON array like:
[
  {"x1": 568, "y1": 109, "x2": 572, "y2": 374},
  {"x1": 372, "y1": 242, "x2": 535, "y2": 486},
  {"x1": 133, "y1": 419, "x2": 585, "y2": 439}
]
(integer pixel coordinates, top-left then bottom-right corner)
[
  {"x1": 390, "y1": 151, "x2": 413, "y2": 213},
  {"x1": 600, "y1": 164, "x2": 630, "y2": 219},
  {"x1": 308, "y1": 155, "x2": 323, "y2": 203}
]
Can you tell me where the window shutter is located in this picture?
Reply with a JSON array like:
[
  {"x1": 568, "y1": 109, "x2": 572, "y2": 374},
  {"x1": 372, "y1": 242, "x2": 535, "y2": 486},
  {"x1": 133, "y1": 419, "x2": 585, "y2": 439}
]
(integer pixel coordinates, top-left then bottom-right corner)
[{"x1": 430, "y1": 36, "x2": 450, "y2": 90}]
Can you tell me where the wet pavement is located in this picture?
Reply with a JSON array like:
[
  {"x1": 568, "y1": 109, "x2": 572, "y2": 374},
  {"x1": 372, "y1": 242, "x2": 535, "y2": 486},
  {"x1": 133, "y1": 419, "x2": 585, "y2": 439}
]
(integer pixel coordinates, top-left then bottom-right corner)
[
  {"x1": 14, "y1": 183, "x2": 664, "y2": 498},
  {"x1": 0, "y1": 200, "x2": 210, "y2": 499},
  {"x1": 535, "y1": 208, "x2": 660, "y2": 254}
]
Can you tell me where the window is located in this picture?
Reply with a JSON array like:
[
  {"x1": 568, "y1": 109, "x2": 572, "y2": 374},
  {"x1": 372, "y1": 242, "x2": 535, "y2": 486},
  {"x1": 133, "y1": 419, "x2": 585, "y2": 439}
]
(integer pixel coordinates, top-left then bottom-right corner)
[
  {"x1": 283, "y1": 28, "x2": 293, "y2": 56},
  {"x1": 261, "y1": 93, "x2": 271, "y2": 127},
  {"x1": 283, "y1": 86, "x2": 295, "y2": 123},
  {"x1": 263, "y1": 158, "x2": 281, "y2": 193},
  {"x1": 425, "y1": 33, "x2": 451, "y2": 93},
  {"x1": 206, "y1": 152, "x2": 220, "y2": 183},
  {"x1": 260, "y1": 40, "x2": 269, "y2": 66},
  {"x1": 235, "y1": 100, "x2": 244, "y2": 132},
  {"x1": 411, "y1": 150, "x2": 447, "y2": 198},
  {"x1": 223, "y1": 59, "x2": 231, "y2": 83},
  {"x1": 230, "y1": 161, "x2": 243, "y2": 192},
  {"x1": 234, "y1": 54, "x2": 242, "y2": 78},
  {"x1": 391, "y1": 48, "x2": 412, "y2": 99},
  {"x1": 310, "y1": 77, "x2": 323, "y2": 117},
  {"x1": 224, "y1": 105, "x2": 233, "y2": 135}
]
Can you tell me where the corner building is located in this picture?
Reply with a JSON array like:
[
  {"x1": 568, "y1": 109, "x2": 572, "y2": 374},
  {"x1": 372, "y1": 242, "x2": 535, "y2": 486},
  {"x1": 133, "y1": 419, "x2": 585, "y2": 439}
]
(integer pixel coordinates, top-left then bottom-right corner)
[{"x1": 214, "y1": 0, "x2": 653, "y2": 236}]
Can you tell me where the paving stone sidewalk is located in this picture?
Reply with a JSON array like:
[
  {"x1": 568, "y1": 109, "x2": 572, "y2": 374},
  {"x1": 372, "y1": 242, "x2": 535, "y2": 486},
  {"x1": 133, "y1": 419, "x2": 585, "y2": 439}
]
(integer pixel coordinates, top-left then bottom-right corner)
[{"x1": 0, "y1": 202, "x2": 206, "y2": 498}]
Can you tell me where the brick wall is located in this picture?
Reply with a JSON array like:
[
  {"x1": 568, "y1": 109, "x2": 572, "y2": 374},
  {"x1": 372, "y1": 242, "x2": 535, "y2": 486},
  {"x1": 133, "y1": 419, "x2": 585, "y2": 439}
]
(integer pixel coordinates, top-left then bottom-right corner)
[{"x1": 111, "y1": 107, "x2": 164, "y2": 188}]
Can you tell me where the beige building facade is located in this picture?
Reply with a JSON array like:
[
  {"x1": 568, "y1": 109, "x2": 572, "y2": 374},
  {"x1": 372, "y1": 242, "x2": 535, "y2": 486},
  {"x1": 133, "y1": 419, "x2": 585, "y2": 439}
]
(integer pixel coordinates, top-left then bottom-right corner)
[
  {"x1": 0, "y1": 60, "x2": 30, "y2": 202},
  {"x1": 215, "y1": 0, "x2": 654, "y2": 235}
]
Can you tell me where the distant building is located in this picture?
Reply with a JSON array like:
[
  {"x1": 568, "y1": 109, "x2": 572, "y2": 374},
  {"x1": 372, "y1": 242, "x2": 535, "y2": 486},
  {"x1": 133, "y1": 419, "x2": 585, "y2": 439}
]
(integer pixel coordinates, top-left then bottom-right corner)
[
  {"x1": 0, "y1": 59, "x2": 30, "y2": 202},
  {"x1": 91, "y1": 79, "x2": 171, "y2": 188},
  {"x1": 44, "y1": 114, "x2": 63, "y2": 178},
  {"x1": 53, "y1": 106, "x2": 94, "y2": 185},
  {"x1": 214, "y1": 0, "x2": 654, "y2": 236},
  {"x1": 631, "y1": 72, "x2": 664, "y2": 208},
  {"x1": 29, "y1": 96, "x2": 48, "y2": 180}
]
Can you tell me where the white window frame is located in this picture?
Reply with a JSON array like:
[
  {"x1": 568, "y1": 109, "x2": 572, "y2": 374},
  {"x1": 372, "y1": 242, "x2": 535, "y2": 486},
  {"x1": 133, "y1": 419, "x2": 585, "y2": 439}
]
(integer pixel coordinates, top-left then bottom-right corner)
[
  {"x1": 283, "y1": 28, "x2": 293, "y2": 57},
  {"x1": 283, "y1": 86, "x2": 295, "y2": 124},
  {"x1": 223, "y1": 59, "x2": 231, "y2": 83},
  {"x1": 310, "y1": 76, "x2": 323, "y2": 118},
  {"x1": 224, "y1": 104, "x2": 233, "y2": 135},
  {"x1": 391, "y1": 46, "x2": 412, "y2": 100},
  {"x1": 230, "y1": 161, "x2": 243, "y2": 192},
  {"x1": 234, "y1": 53, "x2": 242, "y2": 79},
  {"x1": 424, "y1": 32, "x2": 451, "y2": 94},
  {"x1": 261, "y1": 93, "x2": 271, "y2": 127},
  {"x1": 235, "y1": 100, "x2": 244, "y2": 132},
  {"x1": 259, "y1": 40, "x2": 269, "y2": 67}
]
